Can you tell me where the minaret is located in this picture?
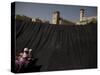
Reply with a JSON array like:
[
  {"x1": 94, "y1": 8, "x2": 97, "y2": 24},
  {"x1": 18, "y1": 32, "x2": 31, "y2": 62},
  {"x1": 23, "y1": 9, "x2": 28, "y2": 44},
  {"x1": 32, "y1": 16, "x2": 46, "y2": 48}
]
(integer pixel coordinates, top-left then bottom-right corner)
[
  {"x1": 52, "y1": 11, "x2": 60, "y2": 24},
  {"x1": 80, "y1": 9, "x2": 85, "y2": 22}
]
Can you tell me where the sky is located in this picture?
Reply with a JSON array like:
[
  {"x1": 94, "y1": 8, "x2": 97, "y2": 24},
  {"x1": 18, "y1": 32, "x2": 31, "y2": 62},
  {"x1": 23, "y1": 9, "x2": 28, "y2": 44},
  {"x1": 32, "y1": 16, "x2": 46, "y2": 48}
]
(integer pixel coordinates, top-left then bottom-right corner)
[{"x1": 15, "y1": 2, "x2": 97, "y2": 23}]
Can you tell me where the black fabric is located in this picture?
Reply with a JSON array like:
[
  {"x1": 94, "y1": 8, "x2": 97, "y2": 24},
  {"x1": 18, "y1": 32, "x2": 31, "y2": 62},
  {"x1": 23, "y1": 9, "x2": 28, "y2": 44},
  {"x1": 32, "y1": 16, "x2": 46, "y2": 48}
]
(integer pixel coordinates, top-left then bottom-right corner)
[{"x1": 16, "y1": 20, "x2": 97, "y2": 72}]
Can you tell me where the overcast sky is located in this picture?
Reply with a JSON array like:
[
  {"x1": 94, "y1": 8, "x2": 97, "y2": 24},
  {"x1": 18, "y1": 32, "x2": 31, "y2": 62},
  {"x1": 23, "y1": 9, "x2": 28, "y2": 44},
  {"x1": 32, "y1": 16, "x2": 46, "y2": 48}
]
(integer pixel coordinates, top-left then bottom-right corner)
[{"x1": 15, "y1": 2, "x2": 97, "y2": 23}]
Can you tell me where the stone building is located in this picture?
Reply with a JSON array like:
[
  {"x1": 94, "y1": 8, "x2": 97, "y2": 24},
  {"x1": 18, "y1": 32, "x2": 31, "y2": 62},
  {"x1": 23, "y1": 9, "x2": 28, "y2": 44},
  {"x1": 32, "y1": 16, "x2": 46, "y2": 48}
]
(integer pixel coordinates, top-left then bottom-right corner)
[
  {"x1": 32, "y1": 18, "x2": 49, "y2": 24},
  {"x1": 80, "y1": 9, "x2": 85, "y2": 22},
  {"x1": 52, "y1": 11, "x2": 60, "y2": 24},
  {"x1": 76, "y1": 9, "x2": 97, "y2": 25},
  {"x1": 32, "y1": 18, "x2": 42, "y2": 23},
  {"x1": 52, "y1": 11, "x2": 75, "y2": 25}
]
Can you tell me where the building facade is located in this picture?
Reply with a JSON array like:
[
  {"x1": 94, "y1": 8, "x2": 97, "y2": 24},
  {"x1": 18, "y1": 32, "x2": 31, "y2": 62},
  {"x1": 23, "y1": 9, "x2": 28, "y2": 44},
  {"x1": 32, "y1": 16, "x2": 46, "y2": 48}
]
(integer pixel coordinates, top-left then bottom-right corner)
[{"x1": 52, "y1": 11, "x2": 75, "y2": 25}]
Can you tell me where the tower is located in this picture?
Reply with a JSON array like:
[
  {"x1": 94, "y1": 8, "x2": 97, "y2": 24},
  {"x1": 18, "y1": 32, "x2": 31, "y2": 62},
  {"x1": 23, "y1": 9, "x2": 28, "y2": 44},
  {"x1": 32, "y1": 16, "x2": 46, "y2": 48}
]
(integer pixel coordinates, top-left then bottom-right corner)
[
  {"x1": 52, "y1": 11, "x2": 60, "y2": 24},
  {"x1": 80, "y1": 9, "x2": 85, "y2": 22}
]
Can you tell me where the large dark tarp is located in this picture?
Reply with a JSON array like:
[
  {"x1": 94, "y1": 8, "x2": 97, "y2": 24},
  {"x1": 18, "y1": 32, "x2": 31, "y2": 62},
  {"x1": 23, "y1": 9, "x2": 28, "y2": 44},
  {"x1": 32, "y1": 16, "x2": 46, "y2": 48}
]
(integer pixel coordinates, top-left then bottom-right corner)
[{"x1": 16, "y1": 20, "x2": 97, "y2": 72}]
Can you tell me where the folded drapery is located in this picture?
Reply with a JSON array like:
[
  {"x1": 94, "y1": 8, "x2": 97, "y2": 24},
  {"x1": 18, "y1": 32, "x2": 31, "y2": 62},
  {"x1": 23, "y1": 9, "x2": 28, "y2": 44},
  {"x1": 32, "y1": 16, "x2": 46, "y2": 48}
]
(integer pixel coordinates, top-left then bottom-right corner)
[{"x1": 15, "y1": 20, "x2": 97, "y2": 72}]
